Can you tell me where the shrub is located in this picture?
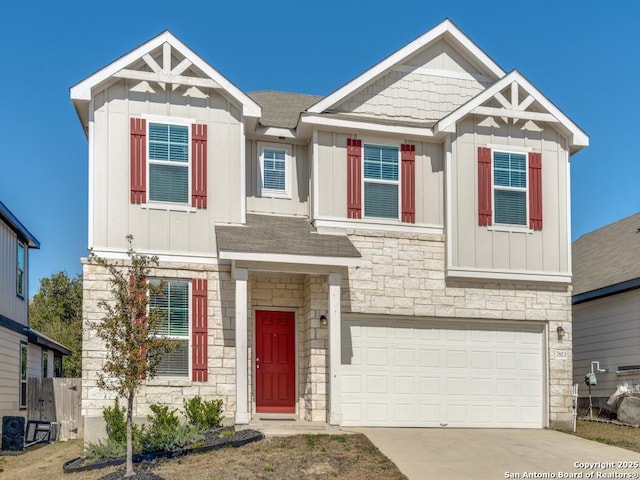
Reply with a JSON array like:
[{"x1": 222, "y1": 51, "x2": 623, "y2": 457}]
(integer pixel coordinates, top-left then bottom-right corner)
[
  {"x1": 85, "y1": 437, "x2": 127, "y2": 461},
  {"x1": 102, "y1": 397, "x2": 143, "y2": 447},
  {"x1": 140, "y1": 404, "x2": 203, "y2": 453},
  {"x1": 183, "y1": 396, "x2": 224, "y2": 430}
]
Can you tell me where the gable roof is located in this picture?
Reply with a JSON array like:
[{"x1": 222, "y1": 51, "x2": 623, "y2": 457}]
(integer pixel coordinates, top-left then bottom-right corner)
[
  {"x1": 572, "y1": 212, "x2": 640, "y2": 301},
  {"x1": 71, "y1": 30, "x2": 261, "y2": 129},
  {"x1": 435, "y1": 70, "x2": 589, "y2": 153},
  {"x1": 248, "y1": 91, "x2": 322, "y2": 129},
  {"x1": 307, "y1": 19, "x2": 505, "y2": 115},
  {"x1": 0, "y1": 200, "x2": 39, "y2": 248}
]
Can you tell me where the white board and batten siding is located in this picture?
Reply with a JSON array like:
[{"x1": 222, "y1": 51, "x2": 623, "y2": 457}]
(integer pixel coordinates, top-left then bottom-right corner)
[
  {"x1": 573, "y1": 290, "x2": 640, "y2": 399},
  {"x1": 0, "y1": 220, "x2": 28, "y2": 325},
  {"x1": 340, "y1": 318, "x2": 545, "y2": 428}
]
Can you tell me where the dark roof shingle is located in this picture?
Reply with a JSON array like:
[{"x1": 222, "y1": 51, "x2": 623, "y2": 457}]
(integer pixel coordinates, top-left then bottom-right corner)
[
  {"x1": 215, "y1": 214, "x2": 360, "y2": 259},
  {"x1": 248, "y1": 91, "x2": 323, "y2": 129},
  {"x1": 572, "y1": 212, "x2": 640, "y2": 296}
]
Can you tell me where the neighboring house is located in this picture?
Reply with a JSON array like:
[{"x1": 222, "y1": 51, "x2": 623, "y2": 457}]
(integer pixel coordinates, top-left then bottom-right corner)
[
  {"x1": 0, "y1": 200, "x2": 70, "y2": 432},
  {"x1": 71, "y1": 19, "x2": 588, "y2": 443},
  {"x1": 572, "y1": 213, "x2": 640, "y2": 409}
]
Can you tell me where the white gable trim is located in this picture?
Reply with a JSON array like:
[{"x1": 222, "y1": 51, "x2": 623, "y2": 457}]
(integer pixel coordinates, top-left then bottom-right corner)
[
  {"x1": 307, "y1": 19, "x2": 505, "y2": 115},
  {"x1": 70, "y1": 31, "x2": 261, "y2": 118},
  {"x1": 435, "y1": 70, "x2": 589, "y2": 151}
]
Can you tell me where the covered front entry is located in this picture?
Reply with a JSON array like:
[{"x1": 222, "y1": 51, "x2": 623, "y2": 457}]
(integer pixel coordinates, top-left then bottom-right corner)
[{"x1": 255, "y1": 310, "x2": 296, "y2": 413}]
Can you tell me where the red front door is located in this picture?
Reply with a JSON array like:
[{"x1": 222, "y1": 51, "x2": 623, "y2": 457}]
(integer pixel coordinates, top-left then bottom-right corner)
[{"x1": 255, "y1": 310, "x2": 296, "y2": 413}]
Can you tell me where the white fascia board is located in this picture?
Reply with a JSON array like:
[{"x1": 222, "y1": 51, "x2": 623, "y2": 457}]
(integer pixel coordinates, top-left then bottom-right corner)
[
  {"x1": 90, "y1": 247, "x2": 219, "y2": 265},
  {"x1": 254, "y1": 126, "x2": 297, "y2": 138},
  {"x1": 307, "y1": 19, "x2": 505, "y2": 114},
  {"x1": 435, "y1": 71, "x2": 589, "y2": 151},
  {"x1": 300, "y1": 114, "x2": 434, "y2": 139},
  {"x1": 219, "y1": 250, "x2": 361, "y2": 267},
  {"x1": 312, "y1": 216, "x2": 444, "y2": 237},
  {"x1": 446, "y1": 266, "x2": 571, "y2": 284},
  {"x1": 70, "y1": 31, "x2": 261, "y2": 118}
]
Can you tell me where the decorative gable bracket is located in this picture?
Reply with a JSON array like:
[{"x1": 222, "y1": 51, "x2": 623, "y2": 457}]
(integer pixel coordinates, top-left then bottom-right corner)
[{"x1": 434, "y1": 70, "x2": 589, "y2": 153}]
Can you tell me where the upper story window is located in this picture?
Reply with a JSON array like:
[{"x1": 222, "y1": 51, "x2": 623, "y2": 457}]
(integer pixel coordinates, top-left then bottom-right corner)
[
  {"x1": 149, "y1": 279, "x2": 190, "y2": 378},
  {"x1": 493, "y1": 151, "x2": 527, "y2": 226},
  {"x1": 363, "y1": 144, "x2": 399, "y2": 219},
  {"x1": 17, "y1": 240, "x2": 25, "y2": 298},
  {"x1": 148, "y1": 123, "x2": 190, "y2": 204},
  {"x1": 258, "y1": 143, "x2": 291, "y2": 198}
]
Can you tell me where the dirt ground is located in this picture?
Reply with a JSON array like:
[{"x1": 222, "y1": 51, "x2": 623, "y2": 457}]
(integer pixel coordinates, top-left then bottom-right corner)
[
  {"x1": 569, "y1": 419, "x2": 640, "y2": 453},
  {"x1": 0, "y1": 434, "x2": 407, "y2": 480}
]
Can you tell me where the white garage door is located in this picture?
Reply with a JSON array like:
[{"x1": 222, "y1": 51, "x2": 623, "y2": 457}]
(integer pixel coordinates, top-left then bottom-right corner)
[{"x1": 340, "y1": 319, "x2": 544, "y2": 428}]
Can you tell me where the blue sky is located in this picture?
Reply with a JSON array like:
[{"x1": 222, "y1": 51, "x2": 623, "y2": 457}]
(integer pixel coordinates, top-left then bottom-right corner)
[{"x1": 1, "y1": 1, "x2": 638, "y2": 296}]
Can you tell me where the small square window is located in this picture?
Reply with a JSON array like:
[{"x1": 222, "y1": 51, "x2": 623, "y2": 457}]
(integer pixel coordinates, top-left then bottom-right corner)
[
  {"x1": 258, "y1": 143, "x2": 291, "y2": 198},
  {"x1": 148, "y1": 123, "x2": 190, "y2": 204}
]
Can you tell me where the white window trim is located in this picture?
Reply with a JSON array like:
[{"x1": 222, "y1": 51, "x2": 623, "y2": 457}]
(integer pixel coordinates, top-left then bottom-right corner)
[
  {"x1": 148, "y1": 279, "x2": 192, "y2": 380},
  {"x1": 257, "y1": 142, "x2": 292, "y2": 199},
  {"x1": 491, "y1": 148, "x2": 529, "y2": 228},
  {"x1": 362, "y1": 142, "x2": 402, "y2": 221},
  {"x1": 145, "y1": 120, "x2": 192, "y2": 207}
]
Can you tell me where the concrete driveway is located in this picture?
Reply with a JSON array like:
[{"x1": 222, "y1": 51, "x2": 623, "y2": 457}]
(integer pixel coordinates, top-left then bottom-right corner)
[{"x1": 350, "y1": 428, "x2": 640, "y2": 480}]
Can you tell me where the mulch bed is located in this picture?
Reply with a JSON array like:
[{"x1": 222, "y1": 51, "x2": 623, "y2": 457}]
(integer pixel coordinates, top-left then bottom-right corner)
[{"x1": 63, "y1": 428, "x2": 264, "y2": 475}]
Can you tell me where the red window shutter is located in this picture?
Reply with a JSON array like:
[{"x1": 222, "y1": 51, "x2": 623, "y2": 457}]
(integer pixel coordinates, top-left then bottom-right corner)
[
  {"x1": 347, "y1": 138, "x2": 362, "y2": 219},
  {"x1": 529, "y1": 152, "x2": 543, "y2": 230},
  {"x1": 401, "y1": 144, "x2": 416, "y2": 223},
  {"x1": 191, "y1": 278, "x2": 208, "y2": 381},
  {"x1": 478, "y1": 146, "x2": 492, "y2": 226},
  {"x1": 130, "y1": 118, "x2": 147, "y2": 204},
  {"x1": 191, "y1": 124, "x2": 207, "y2": 209}
]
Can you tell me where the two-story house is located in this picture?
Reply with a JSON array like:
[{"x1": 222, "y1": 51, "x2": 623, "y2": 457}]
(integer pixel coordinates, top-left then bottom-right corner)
[
  {"x1": 0, "y1": 200, "x2": 40, "y2": 424},
  {"x1": 71, "y1": 19, "x2": 588, "y2": 443}
]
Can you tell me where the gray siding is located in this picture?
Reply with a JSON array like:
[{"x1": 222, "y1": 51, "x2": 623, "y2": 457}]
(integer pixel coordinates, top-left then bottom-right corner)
[
  {"x1": 245, "y1": 139, "x2": 309, "y2": 216},
  {"x1": 449, "y1": 115, "x2": 570, "y2": 275},
  {"x1": 0, "y1": 221, "x2": 28, "y2": 325},
  {"x1": 333, "y1": 39, "x2": 489, "y2": 122},
  {"x1": 573, "y1": 291, "x2": 640, "y2": 399},
  {"x1": 91, "y1": 79, "x2": 244, "y2": 254},
  {"x1": 316, "y1": 131, "x2": 443, "y2": 226}
]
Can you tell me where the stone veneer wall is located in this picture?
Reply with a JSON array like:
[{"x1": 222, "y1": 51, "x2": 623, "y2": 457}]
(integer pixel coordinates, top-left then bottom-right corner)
[
  {"x1": 344, "y1": 229, "x2": 573, "y2": 429},
  {"x1": 81, "y1": 259, "x2": 237, "y2": 444}
]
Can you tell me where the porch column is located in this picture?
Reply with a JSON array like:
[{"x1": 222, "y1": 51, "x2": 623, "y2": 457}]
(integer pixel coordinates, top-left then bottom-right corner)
[
  {"x1": 234, "y1": 267, "x2": 250, "y2": 424},
  {"x1": 328, "y1": 272, "x2": 342, "y2": 425}
]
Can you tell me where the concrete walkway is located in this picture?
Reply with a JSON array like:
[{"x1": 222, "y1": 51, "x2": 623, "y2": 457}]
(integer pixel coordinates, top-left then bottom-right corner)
[{"x1": 349, "y1": 428, "x2": 640, "y2": 480}]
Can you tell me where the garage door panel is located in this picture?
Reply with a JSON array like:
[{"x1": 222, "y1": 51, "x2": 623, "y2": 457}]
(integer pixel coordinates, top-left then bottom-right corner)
[{"x1": 341, "y1": 319, "x2": 544, "y2": 428}]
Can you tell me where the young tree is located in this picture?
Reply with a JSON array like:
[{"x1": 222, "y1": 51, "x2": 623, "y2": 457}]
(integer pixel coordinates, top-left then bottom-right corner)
[
  {"x1": 29, "y1": 272, "x2": 83, "y2": 377},
  {"x1": 89, "y1": 235, "x2": 174, "y2": 478}
]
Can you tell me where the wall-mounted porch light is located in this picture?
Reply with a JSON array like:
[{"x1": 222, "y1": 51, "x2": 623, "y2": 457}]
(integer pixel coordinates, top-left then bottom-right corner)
[
  {"x1": 556, "y1": 326, "x2": 566, "y2": 341},
  {"x1": 319, "y1": 315, "x2": 328, "y2": 328}
]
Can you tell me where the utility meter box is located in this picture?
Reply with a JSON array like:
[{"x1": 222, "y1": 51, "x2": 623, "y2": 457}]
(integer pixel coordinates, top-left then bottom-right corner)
[{"x1": 584, "y1": 372, "x2": 597, "y2": 386}]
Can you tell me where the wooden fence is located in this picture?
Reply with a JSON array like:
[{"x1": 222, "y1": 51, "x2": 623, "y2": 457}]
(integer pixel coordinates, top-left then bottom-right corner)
[{"x1": 27, "y1": 377, "x2": 83, "y2": 440}]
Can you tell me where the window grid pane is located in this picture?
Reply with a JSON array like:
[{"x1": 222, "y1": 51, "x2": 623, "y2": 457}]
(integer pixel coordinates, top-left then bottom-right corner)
[
  {"x1": 149, "y1": 164, "x2": 189, "y2": 203},
  {"x1": 155, "y1": 340, "x2": 189, "y2": 377},
  {"x1": 152, "y1": 280, "x2": 189, "y2": 337},
  {"x1": 364, "y1": 145, "x2": 399, "y2": 181},
  {"x1": 364, "y1": 183, "x2": 399, "y2": 219},
  {"x1": 149, "y1": 124, "x2": 189, "y2": 163}
]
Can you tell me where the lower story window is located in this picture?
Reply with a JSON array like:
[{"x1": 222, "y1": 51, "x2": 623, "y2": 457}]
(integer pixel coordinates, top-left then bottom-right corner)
[
  {"x1": 42, "y1": 350, "x2": 49, "y2": 378},
  {"x1": 20, "y1": 342, "x2": 27, "y2": 408},
  {"x1": 150, "y1": 279, "x2": 190, "y2": 377}
]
